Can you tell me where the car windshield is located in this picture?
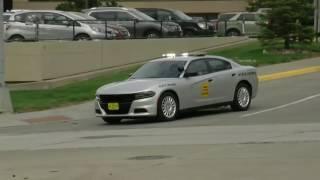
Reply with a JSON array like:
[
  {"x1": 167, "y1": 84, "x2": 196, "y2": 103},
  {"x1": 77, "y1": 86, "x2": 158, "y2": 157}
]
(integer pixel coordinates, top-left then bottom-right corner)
[
  {"x1": 131, "y1": 61, "x2": 186, "y2": 79},
  {"x1": 173, "y1": 10, "x2": 193, "y2": 20},
  {"x1": 129, "y1": 9, "x2": 155, "y2": 21}
]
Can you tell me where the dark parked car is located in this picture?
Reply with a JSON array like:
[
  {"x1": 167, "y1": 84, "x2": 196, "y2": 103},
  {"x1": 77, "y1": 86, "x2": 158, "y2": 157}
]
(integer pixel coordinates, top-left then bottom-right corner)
[
  {"x1": 83, "y1": 7, "x2": 182, "y2": 38},
  {"x1": 137, "y1": 8, "x2": 214, "y2": 37}
]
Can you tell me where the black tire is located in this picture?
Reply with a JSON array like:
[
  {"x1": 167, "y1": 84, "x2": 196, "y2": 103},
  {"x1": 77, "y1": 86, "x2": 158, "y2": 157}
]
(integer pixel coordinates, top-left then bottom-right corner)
[
  {"x1": 75, "y1": 34, "x2": 91, "y2": 41},
  {"x1": 157, "y1": 92, "x2": 179, "y2": 121},
  {"x1": 183, "y1": 30, "x2": 195, "y2": 37},
  {"x1": 226, "y1": 29, "x2": 241, "y2": 36},
  {"x1": 144, "y1": 30, "x2": 160, "y2": 39},
  {"x1": 231, "y1": 83, "x2": 252, "y2": 111},
  {"x1": 8, "y1": 35, "x2": 25, "y2": 42},
  {"x1": 102, "y1": 117, "x2": 122, "y2": 124}
]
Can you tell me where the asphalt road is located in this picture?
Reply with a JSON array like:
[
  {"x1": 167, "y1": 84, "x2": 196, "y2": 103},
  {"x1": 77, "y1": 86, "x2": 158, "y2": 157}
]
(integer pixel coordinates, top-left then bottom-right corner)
[
  {"x1": 0, "y1": 72, "x2": 319, "y2": 135},
  {"x1": 0, "y1": 71, "x2": 320, "y2": 180}
]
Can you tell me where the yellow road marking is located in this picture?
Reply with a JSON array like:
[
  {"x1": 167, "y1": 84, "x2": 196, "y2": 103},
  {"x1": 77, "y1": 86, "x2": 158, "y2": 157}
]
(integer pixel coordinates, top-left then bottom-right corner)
[{"x1": 258, "y1": 66, "x2": 320, "y2": 82}]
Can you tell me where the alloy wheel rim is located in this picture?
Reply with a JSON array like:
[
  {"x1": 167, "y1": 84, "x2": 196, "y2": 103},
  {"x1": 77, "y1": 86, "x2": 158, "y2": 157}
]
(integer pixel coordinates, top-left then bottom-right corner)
[
  {"x1": 237, "y1": 87, "x2": 250, "y2": 108},
  {"x1": 161, "y1": 96, "x2": 177, "y2": 119}
]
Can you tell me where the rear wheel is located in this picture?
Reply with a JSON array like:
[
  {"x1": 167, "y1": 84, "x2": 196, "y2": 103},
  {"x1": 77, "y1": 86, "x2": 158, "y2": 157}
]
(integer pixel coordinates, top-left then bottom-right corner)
[
  {"x1": 8, "y1": 35, "x2": 25, "y2": 42},
  {"x1": 183, "y1": 30, "x2": 195, "y2": 37},
  {"x1": 144, "y1": 30, "x2": 160, "y2": 38},
  {"x1": 102, "y1": 118, "x2": 122, "y2": 124},
  {"x1": 157, "y1": 92, "x2": 179, "y2": 121},
  {"x1": 226, "y1": 29, "x2": 241, "y2": 36},
  {"x1": 75, "y1": 34, "x2": 91, "y2": 41},
  {"x1": 231, "y1": 83, "x2": 252, "y2": 111}
]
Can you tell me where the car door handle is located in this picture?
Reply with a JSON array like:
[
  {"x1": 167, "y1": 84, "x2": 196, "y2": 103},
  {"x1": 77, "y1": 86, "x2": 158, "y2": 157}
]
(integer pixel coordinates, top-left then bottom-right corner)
[
  {"x1": 232, "y1": 73, "x2": 236, "y2": 77},
  {"x1": 208, "y1": 79, "x2": 213, "y2": 82}
]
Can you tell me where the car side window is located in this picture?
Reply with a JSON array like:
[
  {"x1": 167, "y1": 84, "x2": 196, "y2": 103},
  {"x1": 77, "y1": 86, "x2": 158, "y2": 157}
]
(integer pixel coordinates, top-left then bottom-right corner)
[
  {"x1": 185, "y1": 60, "x2": 209, "y2": 76},
  {"x1": 116, "y1": 12, "x2": 135, "y2": 21},
  {"x1": 43, "y1": 13, "x2": 70, "y2": 26},
  {"x1": 242, "y1": 14, "x2": 256, "y2": 21},
  {"x1": 15, "y1": 13, "x2": 41, "y2": 23},
  {"x1": 142, "y1": 10, "x2": 157, "y2": 19},
  {"x1": 90, "y1": 11, "x2": 116, "y2": 21},
  {"x1": 158, "y1": 10, "x2": 173, "y2": 21},
  {"x1": 14, "y1": 13, "x2": 27, "y2": 22},
  {"x1": 207, "y1": 59, "x2": 232, "y2": 73}
]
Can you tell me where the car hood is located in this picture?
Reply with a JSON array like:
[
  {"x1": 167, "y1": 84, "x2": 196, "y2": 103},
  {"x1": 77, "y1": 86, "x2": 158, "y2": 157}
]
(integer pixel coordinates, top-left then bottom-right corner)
[{"x1": 97, "y1": 78, "x2": 177, "y2": 95}]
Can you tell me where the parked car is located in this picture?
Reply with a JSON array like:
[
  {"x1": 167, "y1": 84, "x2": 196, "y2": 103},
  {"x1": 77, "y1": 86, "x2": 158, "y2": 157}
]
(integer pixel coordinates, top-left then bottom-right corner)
[
  {"x1": 216, "y1": 12, "x2": 262, "y2": 36},
  {"x1": 137, "y1": 8, "x2": 215, "y2": 36},
  {"x1": 5, "y1": 10, "x2": 130, "y2": 41},
  {"x1": 83, "y1": 7, "x2": 182, "y2": 38},
  {"x1": 95, "y1": 53, "x2": 258, "y2": 124},
  {"x1": 3, "y1": 13, "x2": 12, "y2": 23}
]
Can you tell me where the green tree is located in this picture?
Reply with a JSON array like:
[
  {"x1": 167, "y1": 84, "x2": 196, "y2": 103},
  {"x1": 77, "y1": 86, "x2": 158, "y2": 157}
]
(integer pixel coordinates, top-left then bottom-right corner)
[
  {"x1": 56, "y1": 0, "x2": 120, "y2": 12},
  {"x1": 258, "y1": 0, "x2": 314, "y2": 49}
]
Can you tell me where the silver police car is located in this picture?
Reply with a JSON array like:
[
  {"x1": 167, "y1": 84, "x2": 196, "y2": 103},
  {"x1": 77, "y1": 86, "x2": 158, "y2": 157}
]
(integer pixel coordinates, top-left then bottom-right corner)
[{"x1": 95, "y1": 53, "x2": 258, "y2": 124}]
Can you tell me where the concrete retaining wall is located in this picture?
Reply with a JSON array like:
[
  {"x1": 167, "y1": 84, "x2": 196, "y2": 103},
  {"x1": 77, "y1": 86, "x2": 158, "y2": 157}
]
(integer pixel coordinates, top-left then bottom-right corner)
[{"x1": 5, "y1": 37, "x2": 249, "y2": 82}]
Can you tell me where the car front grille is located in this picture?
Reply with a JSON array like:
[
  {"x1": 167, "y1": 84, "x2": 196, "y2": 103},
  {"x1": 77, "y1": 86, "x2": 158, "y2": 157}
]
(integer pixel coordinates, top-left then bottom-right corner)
[{"x1": 99, "y1": 94, "x2": 135, "y2": 114}]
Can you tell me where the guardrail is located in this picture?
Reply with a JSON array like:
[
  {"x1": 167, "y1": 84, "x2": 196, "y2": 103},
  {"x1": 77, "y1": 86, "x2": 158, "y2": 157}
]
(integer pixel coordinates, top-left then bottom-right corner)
[{"x1": 4, "y1": 19, "x2": 216, "y2": 42}]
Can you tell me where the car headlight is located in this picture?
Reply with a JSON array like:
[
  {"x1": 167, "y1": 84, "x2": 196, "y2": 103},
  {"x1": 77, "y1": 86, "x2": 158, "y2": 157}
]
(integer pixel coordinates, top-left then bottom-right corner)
[
  {"x1": 134, "y1": 91, "x2": 156, "y2": 100},
  {"x1": 96, "y1": 95, "x2": 100, "y2": 101},
  {"x1": 197, "y1": 22, "x2": 206, "y2": 30}
]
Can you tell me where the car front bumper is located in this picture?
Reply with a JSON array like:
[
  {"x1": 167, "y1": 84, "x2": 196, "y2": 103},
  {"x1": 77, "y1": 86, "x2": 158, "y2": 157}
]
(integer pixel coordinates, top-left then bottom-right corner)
[{"x1": 95, "y1": 96, "x2": 158, "y2": 118}]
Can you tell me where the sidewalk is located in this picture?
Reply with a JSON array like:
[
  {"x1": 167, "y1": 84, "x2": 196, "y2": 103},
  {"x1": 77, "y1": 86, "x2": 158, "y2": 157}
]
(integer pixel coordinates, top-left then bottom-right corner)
[{"x1": 0, "y1": 57, "x2": 319, "y2": 128}]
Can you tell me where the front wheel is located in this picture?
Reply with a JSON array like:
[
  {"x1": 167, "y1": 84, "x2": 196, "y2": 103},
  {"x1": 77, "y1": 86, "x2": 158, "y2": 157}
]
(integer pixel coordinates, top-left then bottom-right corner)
[
  {"x1": 8, "y1": 35, "x2": 25, "y2": 42},
  {"x1": 231, "y1": 83, "x2": 251, "y2": 111},
  {"x1": 102, "y1": 117, "x2": 122, "y2": 124},
  {"x1": 157, "y1": 92, "x2": 179, "y2": 121}
]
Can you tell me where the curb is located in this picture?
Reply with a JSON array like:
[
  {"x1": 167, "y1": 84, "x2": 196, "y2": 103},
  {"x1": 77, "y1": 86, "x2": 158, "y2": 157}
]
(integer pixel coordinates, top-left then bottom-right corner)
[{"x1": 258, "y1": 66, "x2": 320, "y2": 82}]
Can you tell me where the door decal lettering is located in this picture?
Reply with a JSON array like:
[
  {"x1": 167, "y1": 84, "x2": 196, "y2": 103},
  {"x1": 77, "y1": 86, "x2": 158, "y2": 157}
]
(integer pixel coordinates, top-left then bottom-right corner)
[{"x1": 201, "y1": 82, "x2": 209, "y2": 97}]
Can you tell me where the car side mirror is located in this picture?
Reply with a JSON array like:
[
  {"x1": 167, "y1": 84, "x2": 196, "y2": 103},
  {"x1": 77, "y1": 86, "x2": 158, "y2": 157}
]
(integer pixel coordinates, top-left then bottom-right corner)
[{"x1": 184, "y1": 72, "x2": 198, "y2": 78}]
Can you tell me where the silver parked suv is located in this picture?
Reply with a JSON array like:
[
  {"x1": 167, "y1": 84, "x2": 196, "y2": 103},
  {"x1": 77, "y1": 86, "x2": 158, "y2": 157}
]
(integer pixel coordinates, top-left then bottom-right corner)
[
  {"x1": 217, "y1": 12, "x2": 262, "y2": 37},
  {"x1": 5, "y1": 10, "x2": 130, "y2": 41},
  {"x1": 83, "y1": 7, "x2": 182, "y2": 38}
]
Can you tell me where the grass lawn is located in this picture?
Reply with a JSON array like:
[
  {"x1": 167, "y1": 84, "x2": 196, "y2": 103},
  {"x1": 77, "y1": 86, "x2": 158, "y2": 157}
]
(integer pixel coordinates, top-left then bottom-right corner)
[
  {"x1": 209, "y1": 41, "x2": 320, "y2": 66},
  {"x1": 11, "y1": 41, "x2": 320, "y2": 112}
]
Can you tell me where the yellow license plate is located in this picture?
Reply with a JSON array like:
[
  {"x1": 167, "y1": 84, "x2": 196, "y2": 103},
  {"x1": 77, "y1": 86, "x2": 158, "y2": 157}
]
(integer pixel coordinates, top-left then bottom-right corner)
[{"x1": 107, "y1": 103, "x2": 119, "y2": 111}]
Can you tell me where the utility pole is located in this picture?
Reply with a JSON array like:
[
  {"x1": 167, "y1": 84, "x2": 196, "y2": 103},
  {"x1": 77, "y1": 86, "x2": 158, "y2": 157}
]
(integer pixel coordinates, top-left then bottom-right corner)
[
  {"x1": 85, "y1": 0, "x2": 89, "y2": 9},
  {"x1": 315, "y1": 0, "x2": 320, "y2": 42},
  {"x1": 0, "y1": 0, "x2": 13, "y2": 113}
]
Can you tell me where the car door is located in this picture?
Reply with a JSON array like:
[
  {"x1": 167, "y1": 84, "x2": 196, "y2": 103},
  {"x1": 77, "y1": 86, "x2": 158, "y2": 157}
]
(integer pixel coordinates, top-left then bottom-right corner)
[
  {"x1": 240, "y1": 13, "x2": 258, "y2": 35},
  {"x1": 183, "y1": 59, "x2": 213, "y2": 108},
  {"x1": 206, "y1": 58, "x2": 237, "y2": 103},
  {"x1": 41, "y1": 12, "x2": 73, "y2": 40},
  {"x1": 115, "y1": 11, "x2": 137, "y2": 36},
  {"x1": 13, "y1": 12, "x2": 38, "y2": 40}
]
